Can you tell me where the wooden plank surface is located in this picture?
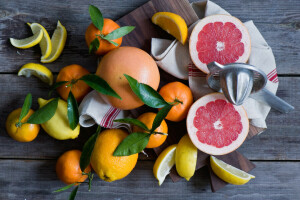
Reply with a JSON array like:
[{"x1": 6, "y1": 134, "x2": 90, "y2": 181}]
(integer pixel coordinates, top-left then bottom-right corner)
[
  {"x1": 0, "y1": 159, "x2": 299, "y2": 200},
  {"x1": 0, "y1": 0, "x2": 299, "y2": 199}
]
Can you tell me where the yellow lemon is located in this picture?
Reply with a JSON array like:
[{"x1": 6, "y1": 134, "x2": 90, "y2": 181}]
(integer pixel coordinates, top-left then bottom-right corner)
[
  {"x1": 153, "y1": 144, "x2": 177, "y2": 185},
  {"x1": 38, "y1": 98, "x2": 80, "y2": 140},
  {"x1": 152, "y1": 12, "x2": 188, "y2": 44},
  {"x1": 91, "y1": 129, "x2": 138, "y2": 182},
  {"x1": 210, "y1": 156, "x2": 255, "y2": 185},
  {"x1": 18, "y1": 63, "x2": 53, "y2": 85},
  {"x1": 10, "y1": 29, "x2": 43, "y2": 49},
  {"x1": 41, "y1": 21, "x2": 67, "y2": 63},
  {"x1": 175, "y1": 134, "x2": 197, "y2": 181},
  {"x1": 27, "y1": 22, "x2": 52, "y2": 60}
]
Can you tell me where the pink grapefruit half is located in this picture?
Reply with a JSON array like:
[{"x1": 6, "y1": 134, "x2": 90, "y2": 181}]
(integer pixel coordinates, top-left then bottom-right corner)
[
  {"x1": 186, "y1": 93, "x2": 249, "y2": 155},
  {"x1": 189, "y1": 15, "x2": 251, "y2": 74}
]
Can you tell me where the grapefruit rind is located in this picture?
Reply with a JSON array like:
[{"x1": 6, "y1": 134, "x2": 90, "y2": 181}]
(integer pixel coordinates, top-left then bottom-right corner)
[
  {"x1": 189, "y1": 14, "x2": 251, "y2": 74},
  {"x1": 186, "y1": 93, "x2": 249, "y2": 155}
]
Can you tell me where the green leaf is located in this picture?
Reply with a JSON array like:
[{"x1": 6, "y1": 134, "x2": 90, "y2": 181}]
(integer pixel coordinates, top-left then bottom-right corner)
[
  {"x1": 19, "y1": 93, "x2": 32, "y2": 122},
  {"x1": 88, "y1": 38, "x2": 100, "y2": 54},
  {"x1": 69, "y1": 186, "x2": 79, "y2": 200},
  {"x1": 80, "y1": 126, "x2": 101, "y2": 172},
  {"x1": 80, "y1": 74, "x2": 121, "y2": 99},
  {"x1": 150, "y1": 104, "x2": 173, "y2": 133},
  {"x1": 103, "y1": 26, "x2": 135, "y2": 40},
  {"x1": 89, "y1": 5, "x2": 103, "y2": 31},
  {"x1": 53, "y1": 183, "x2": 76, "y2": 193},
  {"x1": 124, "y1": 74, "x2": 168, "y2": 108},
  {"x1": 48, "y1": 81, "x2": 68, "y2": 97},
  {"x1": 113, "y1": 132, "x2": 150, "y2": 156},
  {"x1": 67, "y1": 91, "x2": 79, "y2": 130},
  {"x1": 27, "y1": 98, "x2": 59, "y2": 124},
  {"x1": 114, "y1": 118, "x2": 149, "y2": 131},
  {"x1": 102, "y1": 38, "x2": 119, "y2": 46}
]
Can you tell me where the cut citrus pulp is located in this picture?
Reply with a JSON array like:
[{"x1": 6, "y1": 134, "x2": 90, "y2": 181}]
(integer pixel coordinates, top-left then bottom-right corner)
[
  {"x1": 18, "y1": 63, "x2": 53, "y2": 85},
  {"x1": 152, "y1": 12, "x2": 188, "y2": 45},
  {"x1": 189, "y1": 15, "x2": 251, "y2": 74},
  {"x1": 41, "y1": 21, "x2": 67, "y2": 63},
  {"x1": 153, "y1": 144, "x2": 177, "y2": 185},
  {"x1": 27, "y1": 23, "x2": 52, "y2": 60},
  {"x1": 210, "y1": 156, "x2": 255, "y2": 185},
  {"x1": 186, "y1": 93, "x2": 249, "y2": 155},
  {"x1": 10, "y1": 29, "x2": 43, "y2": 49}
]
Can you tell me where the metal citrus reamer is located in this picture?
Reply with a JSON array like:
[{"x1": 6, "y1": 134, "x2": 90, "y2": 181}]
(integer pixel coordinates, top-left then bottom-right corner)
[{"x1": 206, "y1": 61, "x2": 294, "y2": 113}]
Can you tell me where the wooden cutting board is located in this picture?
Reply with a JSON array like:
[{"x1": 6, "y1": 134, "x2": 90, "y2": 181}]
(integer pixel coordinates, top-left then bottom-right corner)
[{"x1": 116, "y1": 0, "x2": 261, "y2": 192}]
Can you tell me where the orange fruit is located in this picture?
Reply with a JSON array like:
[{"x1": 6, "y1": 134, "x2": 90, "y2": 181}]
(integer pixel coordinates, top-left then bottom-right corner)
[
  {"x1": 56, "y1": 150, "x2": 92, "y2": 185},
  {"x1": 96, "y1": 47, "x2": 160, "y2": 110},
  {"x1": 133, "y1": 112, "x2": 168, "y2": 148},
  {"x1": 159, "y1": 82, "x2": 193, "y2": 122},
  {"x1": 56, "y1": 64, "x2": 91, "y2": 102},
  {"x1": 91, "y1": 129, "x2": 138, "y2": 182},
  {"x1": 6, "y1": 108, "x2": 40, "y2": 142},
  {"x1": 85, "y1": 18, "x2": 122, "y2": 55}
]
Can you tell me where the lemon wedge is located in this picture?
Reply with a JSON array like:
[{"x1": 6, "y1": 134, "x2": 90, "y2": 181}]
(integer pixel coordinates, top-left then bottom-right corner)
[
  {"x1": 18, "y1": 63, "x2": 53, "y2": 85},
  {"x1": 27, "y1": 23, "x2": 52, "y2": 60},
  {"x1": 153, "y1": 144, "x2": 177, "y2": 185},
  {"x1": 41, "y1": 21, "x2": 67, "y2": 63},
  {"x1": 10, "y1": 29, "x2": 43, "y2": 49},
  {"x1": 210, "y1": 156, "x2": 255, "y2": 185},
  {"x1": 152, "y1": 12, "x2": 188, "y2": 45}
]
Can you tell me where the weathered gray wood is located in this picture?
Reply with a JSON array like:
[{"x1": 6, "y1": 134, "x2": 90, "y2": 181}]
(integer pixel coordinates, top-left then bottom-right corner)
[
  {"x1": 0, "y1": 159, "x2": 299, "y2": 200},
  {"x1": 0, "y1": 0, "x2": 299, "y2": 73},
  {"x1": 0, "y1": 75, "x2": 298, "y2": 161}
]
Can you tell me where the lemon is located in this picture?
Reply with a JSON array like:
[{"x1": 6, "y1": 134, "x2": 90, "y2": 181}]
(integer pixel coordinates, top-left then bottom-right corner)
[
  {"x1": 38, "y1": 98, "x2": 80, "y2": 140},
  {"x1": 41, "y1": 21, "x2": 67, "y2": 63},
  {"x1": 152, "y1": 12, "x2": 188, "y2": 45},
  {"x1": 175, "y1": 134, "x2": 197, "y2": 181},
  {"x1": 18, "y1": 63, "x2": 53, "y2": 85},
  {"x1": 153, "y1": 144, "x2": 177, "y2": 185},
  {"x1": 210, "y1": 156, "x2": 255, "y2": 185},
  {"x1": 27, "y1": 23, "x2": 52, "y2": 60},
  {"x1": 10, "y1": 29, "x2": 43, "y2": 49}
]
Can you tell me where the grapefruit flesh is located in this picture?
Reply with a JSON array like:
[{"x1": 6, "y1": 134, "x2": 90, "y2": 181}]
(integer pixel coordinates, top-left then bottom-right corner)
[
  {"x1": 187, "y1": 93, "x2": 249, "y2": 155},
  {"x1": 189, "y1": 15, "x2": 251, "y2": 74},
  {"x1": 96, "y1": 47, "x2": 160, "y2": 110}
]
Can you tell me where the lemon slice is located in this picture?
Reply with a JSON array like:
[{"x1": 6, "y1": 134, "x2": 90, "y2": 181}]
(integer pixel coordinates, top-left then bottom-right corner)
[
  {"x1": 18, "y1": 63, "x2": 53, "y2": 85},
  {"x1": 10, "y1": 29, "x2": 43, "y2": 49},
  {"x1": 152, "y1": 12, "x2": 188, "y2": 45},
  {"x1": 210, "y1": 156, "x2": 255, "y2": 185},
  {"x1": 27, "y1": 23, "x2": 52, "y2": 60},
  {"x1": 41, "y1": 21, "x2": 67, "y2": 63},
  {"x1": 153, "y1": 144, "x2": 177, "y2": 185}
]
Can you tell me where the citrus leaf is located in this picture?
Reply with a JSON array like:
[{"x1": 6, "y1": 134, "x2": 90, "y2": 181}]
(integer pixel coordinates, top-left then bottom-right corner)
[
  {"x1": 69, "y1": 186, "x2": 79, "y2": 200},
  {"x1": 67, "y1": 91, "x2": 79, "y2": 130},
  {"x1": 80, "y1": 74, "x2": 121, "y2": 99},
  {"x1": 89, "y1": 5, "x2": 103, "y2": 31},
  {"x1": 19, "y1": 93, "x2": 32, "y2": 122},
  {"x1": 114, "y1": 118, "x2": 149, "y2": 131},
  {"x1": 150, "y1": 104, "x2": 173, "y2": 133},
  {"x1": 102, "y1": 38, "x2": 119, "y2": 46},
  {"x1": 48, "y1": 81, "x2": 68, "y2": 97},
  {"x1": 53, "y1": 183, "x2": 76, "y2": 193},
  {"x1": 153, "y1": 131, "x2": 168, "y2": 136},
  {"x1": 27, "y1": 98, "x2": 59, "y2": 124},
  {"x1": 113, "y1": 132, "x2": 150, "y2": 156},
  {"x1": 88, "y1": 38, "x2": 100, "y2": 54},
  {"x1": 124, "y1": 74, "x2": 168, "y2": 108},
  {"x1": 80, "y1": 126, "x2": 101, "y2": 172},
  {"x1": 103, "y1": 26, "x2": 135, "y2": 40}
]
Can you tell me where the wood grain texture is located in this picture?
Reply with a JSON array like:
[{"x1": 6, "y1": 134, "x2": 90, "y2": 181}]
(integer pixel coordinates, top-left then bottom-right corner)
[
  {"x1": 0, "y1": 0, "x2": 298, "y2": 73},
  {"x1": 0, "y1": 159, "x2": 299, "y2": 200}
]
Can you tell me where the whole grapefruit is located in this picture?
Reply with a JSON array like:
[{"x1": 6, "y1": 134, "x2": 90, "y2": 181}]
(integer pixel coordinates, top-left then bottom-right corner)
[{"x1": 96, "y1": 47, "x2": 160, "y2": 110}]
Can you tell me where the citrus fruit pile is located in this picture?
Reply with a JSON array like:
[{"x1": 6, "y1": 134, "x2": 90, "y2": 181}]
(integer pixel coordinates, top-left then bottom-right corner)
[{"x1": 6, "y1": 4, "x2": 256, "y2": 199}]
